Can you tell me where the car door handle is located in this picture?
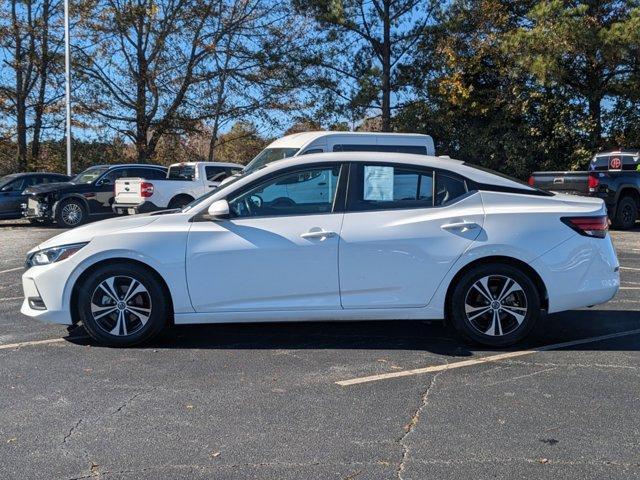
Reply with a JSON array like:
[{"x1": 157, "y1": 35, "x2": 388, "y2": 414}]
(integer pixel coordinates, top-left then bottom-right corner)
[
  {"x1": 441, "y1": 221, "x2": 479, "y2": 232},
  {"x1": 300, "y1": 230, "x2": 336, "y2": 240}
]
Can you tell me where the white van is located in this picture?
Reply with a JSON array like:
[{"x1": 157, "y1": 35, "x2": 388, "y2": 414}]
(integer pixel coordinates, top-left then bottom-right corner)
[{"x1": 243, "y1": 131, "x2": 435, "y2": 174}]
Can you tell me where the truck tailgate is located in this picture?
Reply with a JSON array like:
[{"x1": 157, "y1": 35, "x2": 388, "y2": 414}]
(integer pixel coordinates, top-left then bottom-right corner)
[
  {"x1": 530, "y1": 171, "x2": 590, "y2": 195},
  {"x1": 114, "y1": 178, "x2": 145, "y2": 204}
]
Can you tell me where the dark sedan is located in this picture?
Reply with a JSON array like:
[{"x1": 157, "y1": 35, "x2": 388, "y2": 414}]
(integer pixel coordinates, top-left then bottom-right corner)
[
  {"x1": 0, "y1": 172, "x2": 70, "y2": 222},
  {"x1": 22, "y1": 164, "x2": 167, "y2": 228}
]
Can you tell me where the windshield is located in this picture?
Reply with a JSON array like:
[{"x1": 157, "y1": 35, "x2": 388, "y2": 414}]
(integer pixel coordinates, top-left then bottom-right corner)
[
  {"x1": 181, "y1": 174, "x2": 246, "y2": 212},
  {"x1": 243, "y1": 147, "x2": 299, "y2": 174},
  {"x1": 0, "y1": 175, "x2": 18, "y2": 189},
  {"x1": 71, "y1": 166, "x2": 109, "y2": 184}
]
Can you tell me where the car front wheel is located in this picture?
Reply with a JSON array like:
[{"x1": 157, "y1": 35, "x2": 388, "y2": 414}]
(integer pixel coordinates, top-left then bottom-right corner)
[
  {"x1": 449, "y1": 264, "x2": 541, "y2": 347},
  {"x1": 56, "y1": 199, "x2": 87, "y2": 228},
  {"x1": 77, "y1": 263, "x2": 168, "y2": 347}
]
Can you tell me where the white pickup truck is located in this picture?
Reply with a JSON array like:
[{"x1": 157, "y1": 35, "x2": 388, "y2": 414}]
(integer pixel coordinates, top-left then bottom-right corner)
[{"x1": 112, "y1": 161, "x2": 242, "y2": 215}]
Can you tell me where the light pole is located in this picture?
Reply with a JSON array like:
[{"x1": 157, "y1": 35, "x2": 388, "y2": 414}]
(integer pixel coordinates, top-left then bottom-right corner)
[{"x1": 63, "y1": 0, "x2": 72, "y2": 176}]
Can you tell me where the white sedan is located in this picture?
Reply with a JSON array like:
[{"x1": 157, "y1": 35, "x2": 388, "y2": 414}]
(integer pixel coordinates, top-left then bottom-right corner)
[{"x1": 21, "y1": 152, "x2": 620, "y2": 347}]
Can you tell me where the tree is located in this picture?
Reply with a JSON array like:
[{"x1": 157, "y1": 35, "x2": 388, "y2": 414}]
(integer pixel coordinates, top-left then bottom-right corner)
[
  {"x1": 75, "y1": 0, "x2": 223, "y2": 162},
  {"x1": 0, "y1": 0, "x2": 63, "y2": 171},
  {"x1": 192, "y1": 0, "x2": 307, "y2": 161},
  {"x1": 211, "y1": 122, "x2": 266, "y2": 164},
  {"x1": 396, "y1": 0, "x2": 589, "y2": 177},
  {"x1": 505, "y1": 0, "x2": 640, "y2": 150},
  {"x1": 294, "y1": 0, "x2": 439, "y2": 131}
]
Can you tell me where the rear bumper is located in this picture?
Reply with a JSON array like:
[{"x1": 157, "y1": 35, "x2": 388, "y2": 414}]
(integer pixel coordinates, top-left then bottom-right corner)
[
  {"x1": 112, "y1": 201, "x2": 160, "y2": 215},
  {"x1": 531, "y1": 233, "x2": 619, "y2": 313}
]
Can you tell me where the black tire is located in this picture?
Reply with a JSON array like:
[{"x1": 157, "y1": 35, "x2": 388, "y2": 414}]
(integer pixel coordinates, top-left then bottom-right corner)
[
  {"x1": 55, "y1": 198, "x2": 87, "y2": 228},
  {"x1": 77, "y1": 263, "x2": 169, "y2": 347},
  {"x1": 612, "y1": 196, "x2": 638, "y2": 230},
  {"x1": 167, "y1": 195, "x2": 193, "y2": 210},
  {"x1": 449, "y1": 264, "x2": 541, "y2": 347}
]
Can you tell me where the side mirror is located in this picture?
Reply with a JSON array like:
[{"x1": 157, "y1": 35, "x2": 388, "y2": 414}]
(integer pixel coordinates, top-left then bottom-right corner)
[{"x1": 207, "y1": 199, "x2": 230, "y2": 219}]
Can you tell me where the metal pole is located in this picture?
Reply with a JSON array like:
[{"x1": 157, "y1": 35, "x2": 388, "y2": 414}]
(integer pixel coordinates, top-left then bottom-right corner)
[{"x1": 64, "y1": 0, "x2": 72, "y2": 176}]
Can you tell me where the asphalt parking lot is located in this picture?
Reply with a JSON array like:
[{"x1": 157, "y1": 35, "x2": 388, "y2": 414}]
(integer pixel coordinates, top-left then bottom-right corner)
[{"x1": 1, "y1": 219, "x2": 639, "y2": 480}]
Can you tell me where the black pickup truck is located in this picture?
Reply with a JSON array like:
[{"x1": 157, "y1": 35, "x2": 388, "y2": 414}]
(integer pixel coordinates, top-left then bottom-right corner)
[{"x1": 529, "y1": 150, "x2": 640, "y2": 229}]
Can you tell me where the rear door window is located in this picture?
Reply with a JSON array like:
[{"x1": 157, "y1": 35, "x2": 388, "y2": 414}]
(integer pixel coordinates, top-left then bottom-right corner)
[{"x1": 348, "y1": 164, "x2": 434, "y2": 211}]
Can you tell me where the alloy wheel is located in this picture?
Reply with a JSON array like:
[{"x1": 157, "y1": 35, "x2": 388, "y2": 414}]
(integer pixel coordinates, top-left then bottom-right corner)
[
  {"x1": 464, "y1": 275, "x2": 528, "y2": 337},
  {"x1": 61, "y1": 203, "x2": 83, "y2": 226},
  {"x1": 90, "y1": 276, "x2": 152, "y2": 336}
]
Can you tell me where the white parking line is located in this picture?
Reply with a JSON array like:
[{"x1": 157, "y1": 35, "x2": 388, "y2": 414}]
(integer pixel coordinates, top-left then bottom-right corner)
[
  {"x1": 620, "y1": 287, "x2": 640, "y2": 290},
  {"x1": 0, "y1": 335, "x2": 89, "y2": 350},
  {"x1": 0, "y1": 267, "x2": 22, "y2": 275},
  {"x1": 0, "y1": 296, "x2": 23, "y2": 302},
  {"x1": 336, "y1": 328, "x2": 640, "y2": 386},
  {"x1": 620, "y1": 266, "x2": 640, "y2": 272}
]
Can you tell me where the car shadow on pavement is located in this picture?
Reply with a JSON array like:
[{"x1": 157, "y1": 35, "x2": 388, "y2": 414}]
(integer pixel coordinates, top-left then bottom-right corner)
[{"x1": 63, "y1": 308, "x2": 640, "y2": 357}]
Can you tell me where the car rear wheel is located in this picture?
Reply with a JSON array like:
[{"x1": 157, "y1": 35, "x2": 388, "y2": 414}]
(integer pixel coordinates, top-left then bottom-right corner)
[
  {"x1": 56, "y1": 199, "x2": 87, "y2": 228},
  {"x1": 450, "y1": 264, "x2": 541, "y2": 347},
  {"x1": 77, "y1": 263, "x2": 168, "y2": 347},
  {"x1": 613, "y1": 196, "x2": 637, "y2": 230}
]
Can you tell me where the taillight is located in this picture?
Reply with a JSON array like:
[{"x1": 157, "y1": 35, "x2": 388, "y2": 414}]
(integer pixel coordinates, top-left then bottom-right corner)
[
  {"x1": 588, "y1": 174, "x2": 599, "y2": 190},
  {"x1": 140, "y1": 182, "x2": 154, "y2": 198},
  {"x1": 561, "y1": 215, "x2": 608, "y2": 238},
  {"x1": 527, "y1": 175, "x2": 535, "y2": 186}
]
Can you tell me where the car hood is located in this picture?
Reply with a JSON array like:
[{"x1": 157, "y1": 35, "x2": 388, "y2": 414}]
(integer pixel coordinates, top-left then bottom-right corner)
[
  {"x1": 24, "y1": 181, "x2": 77, "y2": 195},
  {"x1": 35, "y1": 214, "x2": 160, "y2": 251}
]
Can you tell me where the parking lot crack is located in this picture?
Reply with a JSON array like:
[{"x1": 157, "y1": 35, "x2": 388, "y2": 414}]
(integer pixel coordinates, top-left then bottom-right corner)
[
  {"x1": 62, "y1": 418, "x2": 83, "y2": 445},
  {"x1": 396, "y1": 371, "x2": 443, "y2": 480},
  {"x1": 112, "y1": 391, "x2": 144, "y2": 415}
]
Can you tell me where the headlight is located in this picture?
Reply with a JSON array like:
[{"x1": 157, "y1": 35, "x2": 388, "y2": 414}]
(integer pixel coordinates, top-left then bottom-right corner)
[{"x1": 26, "y1": 242, "x2": 88, "y2": 267}]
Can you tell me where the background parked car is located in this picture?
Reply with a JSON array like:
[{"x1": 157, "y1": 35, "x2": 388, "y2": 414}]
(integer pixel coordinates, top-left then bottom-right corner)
[
  {"x1": 112, "y1": 161, "x2": 242, "y2": 215},
  {"x1": 529, "y1": 150, "x2": 640, "y2": 229},
  {"x1": 241, "y1": 131, "x2": 436, "y2": 175},
  {"x1": 22, "y1": 164, "x2": 167, "y2": 228},
  {"x1": 0, "y1": 173, "x2": 70, "y2": 222}
]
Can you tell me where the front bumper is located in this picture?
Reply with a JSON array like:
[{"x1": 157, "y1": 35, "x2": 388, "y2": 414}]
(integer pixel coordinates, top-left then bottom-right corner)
[
  {"x1": 20, "y1": 274, "x2": 73, "y2": 325},
  {"x1": 22, "y1": 197, "x2": 51, "y2": 219}
]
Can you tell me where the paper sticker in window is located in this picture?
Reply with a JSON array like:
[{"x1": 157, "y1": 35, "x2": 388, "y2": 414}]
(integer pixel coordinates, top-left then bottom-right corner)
[{"x1": 364, "y1": 166, "x2": 394, "y2": 201}]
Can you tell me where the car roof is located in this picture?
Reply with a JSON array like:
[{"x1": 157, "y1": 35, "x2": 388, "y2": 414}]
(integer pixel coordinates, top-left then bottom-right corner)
[
  {"x1": 258, "y1": 151, "x2": 533, "y2": 191},
  {"x1": 595, "y1": 150, "x2": 640, "y2": 156},
  {"x1": 267, "y1": 131, "x2": 433, "y2": 149},
  {"x1": 4, "y1": 172, "x2": 67, "y2": 177},
  {"x1": 170, "y1": 162, "x2": 242, "y2": 168},
  {"x1": 81, "y1": 164, "x2": 166, "y2": 170}
]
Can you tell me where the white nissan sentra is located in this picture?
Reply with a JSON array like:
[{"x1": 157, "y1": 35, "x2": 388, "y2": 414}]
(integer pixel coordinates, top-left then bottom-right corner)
[{"x1": 21, "y1": 152, "x2": 619, "y2": 347}]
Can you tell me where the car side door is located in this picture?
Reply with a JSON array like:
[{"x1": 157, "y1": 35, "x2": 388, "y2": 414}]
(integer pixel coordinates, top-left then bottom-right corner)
[
  {"x1": 338, "y1": 162, "x2": 484, "y2": 309},
  {"x1": 186, "y1": 163, "x2": 347, "y2": 312},
  {"x1": 0, "y1": 177, "x2": 27, "y2": 216}
]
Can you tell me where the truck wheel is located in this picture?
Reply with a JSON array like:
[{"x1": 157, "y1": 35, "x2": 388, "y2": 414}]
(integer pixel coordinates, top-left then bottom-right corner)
[
  {"x1": 613, "y1": 196, "x2": 638, "y2": 230},
  {"x1": 168, "y1": 195, "x2": 193, "y2": 210},
  {"x1": 56, "y1": 199, "x2": 87, "y2": 228}
]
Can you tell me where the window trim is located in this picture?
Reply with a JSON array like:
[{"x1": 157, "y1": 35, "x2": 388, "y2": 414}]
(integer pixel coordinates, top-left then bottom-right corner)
[{"x1": 221, "y1": 162, "x2": 348, "y2": 220}]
